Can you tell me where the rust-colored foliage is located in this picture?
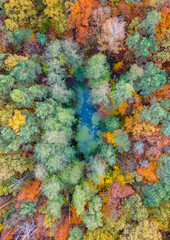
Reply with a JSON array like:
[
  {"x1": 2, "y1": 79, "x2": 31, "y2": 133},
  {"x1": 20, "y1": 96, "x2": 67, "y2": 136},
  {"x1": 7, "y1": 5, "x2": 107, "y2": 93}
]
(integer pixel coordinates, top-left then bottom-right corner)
[
  {"x1": 34, "y1": 214, "x2": 51, "y2": 240},
  {"x1": 137, "y1": 162, "x2": 159, "y2": 183},
  {"x1": 1, "y1": 226, "x2": 18, "y2": 240},
  {"x1": 156, "y1": 5, "x2": 170, "y2": 40},
  {"x1": 112, "y1": 1, "x2": 145, "y2": 23},
  {"x1": 54, "y1": 205, "x2": 82, "y2": 240},
  {"x1": 16, "y1": 180, "x2": 41, "y2": 205},
  {"x1": 68, "y1": 0, "x2": 99, "y2": 43},
  {"x1": 102, "y1": 181, "x2": 134, "y2": 220}
]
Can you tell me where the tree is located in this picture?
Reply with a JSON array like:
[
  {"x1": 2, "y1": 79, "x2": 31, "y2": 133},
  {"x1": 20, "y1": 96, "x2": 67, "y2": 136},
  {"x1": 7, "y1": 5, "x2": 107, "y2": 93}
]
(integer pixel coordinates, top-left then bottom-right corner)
[
  {"x1": 82, "y1": 195, "x2": 103, "y2": 230},
  {"x1": 86, "y1": 53, "x2": 111, "y2": 88},
  {"x1": 20, "y1": 201, "x2": 37, "y2": 216},
  {"x1": 139, "y1": 11, "x2": 161, "y2": 35},
  {"x1": 120, "y1": 220, "x2": 162, "y2": 240},
  {"x1": 16, "y1": 180, "x2": 41, "y2": 203},
  {"x1": 8, "y1": 110, "x2": 26, "y2": 132},
  {"x1": 100, "y1": 115, "x2": 121, "y2": 132},
  {"x1": 89, "y1": 82, "x2": 110, "y2": 106},
  {"x1": 98, "y1": 17, "x2": 125, "y2": 53},
  {"x1": 43, "y1": 0, "x2": 68, "y2": 34},
  {"x1": 0, "y1": 154, "x2": 33, "y2": 180},
  {"x1": 126, "y1": 32, "x2": 158, "y2": 63},
  {"x1": 112, "y1": 129, "x2": 131, "y2": 153},
  {"x1": 69, "y1": 226, "x2": 83, "y2": 240},
  {"x1": 102, "y1": 181, "x2": 134, "y2": 220},
  {"x1": 123, "y1": 194, "x2": 149, "y2": 222},
  {"x1": 157, "y1": 154, "x2": 170, "y2": 185},
  {"x1": 84, "y1": 229, "x2": 115, "y2": 240},
  {"x1": 141, "y1": 97, "x2": 168, "y2": 125},
  {"x1": 68, "y1": 0, "x2": 99, "y2": 44},
  {"x1": 41, "y1": 176, "x2": 62, "y2": 200},
  {"x1": 4, "y1": 0, "x2": 47, "y2": 32},
  {"x1": 142, "y1": 182, "x2": 170, "y2": 207},
  {"x1": 137, "y1": 162, "x2": 159, "y2": 183},
  {"x1": 112, "y1": 81, "x2": 134, "y2": 107},
  {"x1": 46, "y1": 194, "x2": 64, "y2": 219},
  {"x1": 100, "y1": 142, "x2": 117, "y2": 166},
  {"x1": 36, "y1": 32, "x2": 47, "y2": 46}
]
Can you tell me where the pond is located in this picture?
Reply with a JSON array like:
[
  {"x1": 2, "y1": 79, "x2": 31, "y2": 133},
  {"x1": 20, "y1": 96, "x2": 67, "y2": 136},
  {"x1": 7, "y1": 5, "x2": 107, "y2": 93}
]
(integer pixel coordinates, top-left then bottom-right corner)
[{"x1": 73, "y1": 83, "x2": 102, "y2": 158}]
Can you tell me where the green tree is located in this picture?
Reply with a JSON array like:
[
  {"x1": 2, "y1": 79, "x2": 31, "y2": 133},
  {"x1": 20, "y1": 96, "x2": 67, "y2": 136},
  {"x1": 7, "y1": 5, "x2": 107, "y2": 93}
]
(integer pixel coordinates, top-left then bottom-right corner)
[
  {"x1": 142, "y1": 182, "x2": 170, "y2": 207},
  {"x1": 139, "y1": 11, "x2": 161, "y2": 35},
  {"x1": 141, "y1": 97, "x2": 168, "y2": 126},
  {"x1": 82, "y1": 195, "x2": 103, "y2": 231},
  {"x1": 157, "y1": 154, "x2": 170, "y2": 185},
  {"x1": 86, "y1": 54, "x2": 111, "y2": 88},
  {"x1": 46, "y1": 194, "x2": 64, "y2": 219},
  {"x1": 36, "y1": 32, "x2": 47, "y2": 46},
  {"x1": 20, "y1": 201, "x2": 37, "y2": 216},
  {"x1": 69, "y1": 226, "x2": 83, "y2": 240},
  {"x1": 123, "y1": 194, "x2": 149, "y2": 222},
  {"x1": 41, "y1": 176, "x2": 62, "y2": 200},
  {"x1": 126, "y1": 32, "x2": 157, "y2": 63},
  {"x1": 100, "y1": 115, "x2": 121, "y2": 132}
]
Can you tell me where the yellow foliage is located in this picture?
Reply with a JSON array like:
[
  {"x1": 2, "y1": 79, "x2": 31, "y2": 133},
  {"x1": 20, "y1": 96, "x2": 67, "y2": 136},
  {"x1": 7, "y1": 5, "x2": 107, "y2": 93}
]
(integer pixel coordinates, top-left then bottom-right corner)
[
  {"x1": 84, "y1": 229, "x2": 115, "y2": 240},
  {"x1": 99, "y1": 165, "x2": 132, "y2": 189},
  {"x1": 118, "y1": 101, "x2": 129, "y2": 115},
  {"x1": 0, "y1": 104, "x2": 14, "y2": 126},
  {"x1": 4, "y1": 0, "x2": 43, "y2": 31},
  {"x1": 0, "y1": 223, "x2": 4, "y2": 231},
  {"x1": 103, "y1": 131, "x2": 115, "y2": 144},
  {"x1": 8, "y1": 110, "x2": 26, "y2": 132},
  {"x1": 43, "y1": 0, "x2": 68, "y2": 33},
  {"x1": 4, "y1": 55, "x2": 28, "y2": 71}
]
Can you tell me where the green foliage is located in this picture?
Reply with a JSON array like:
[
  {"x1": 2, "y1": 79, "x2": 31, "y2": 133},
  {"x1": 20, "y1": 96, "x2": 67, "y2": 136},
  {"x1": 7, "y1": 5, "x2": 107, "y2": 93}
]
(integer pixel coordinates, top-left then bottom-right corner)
[
  {"x1": 41, "y1": 176, "x2": 62, "y2": 200},
  {"x1": 123, "y1": 194, "x2": 149, "y2": 222},
  {"x1": 1, "y1": 125, "x2": 16, "y2": 141},
  {"x1": 10, "y1": 89, "x2": 32, "y2": 107},
  {"x1": 113, "y1": 81, "x2": 134, "y2": 107},
  {"x1": 139, "y1": 11, "x2": 161, "y2": 35},
  {"x1": 10, "y1": 60, "x2": 42, "y2": 85},
  {"x1": 56, "y1": 106, "x2": 76, "y2": 128},
  {"x1": 162, "y1": 120, "x2": 170, "y2": 137},
  {"x1": 126, "y1": 32, "x2": 157, "y2": 63},
  {"x1": 138, "y1": 62, "x2": 167, "y2": 96},
  {"x1": 35, "y1": 102, "x2": 55, "y2": 120},
  {"x1": 142, "y1": 182, "x2": 170, "y2": 207},
  {"x1": 20, "y1": 201, "x2": 37, "y2": 216},
  {"x1": 69, "y1": 226, "x2": 83, "y2": 240},
  {"x1": 113, "y1": 130, "x2": 131, "y2": 153},
  {"x1": 86, "y1": 54, "x2": 111, "y2": 88},
  {"x1": 141, "y1": 97, "x2": 168, "y2": 126},
  {"x1": 61, "y1": 161, "x2": 84, "y2": 185},
  {"x1": 0, "y1": 179, "x2": 13, "y2": 196},
  {"x1": 157, "y1": 154, "x2": 170, "y2": 185},
  {"x1": 82, "y1": 195, "x2": 103, "y2": 231},
  {"x1": 46, "y1": 194, "x2": 64, "y2": 219},
  {"x1": 0, "y1": 75, "x2": 15, "y2": 99},
  {"x1": 73, "y1": 182, "x2": 97, "y2": 215},
  {"x1": 100, "y1": 116, "x2": 121, "y2": 132},
  {"x1": 36, "y1": 32, "x2": 47, "y2": 45},
  {"x1": 45, "y1": 39, "x2": 82, "y2": 85},
  {"x1": 7, "y1": 28, "x2": 33, "y2": 50},
  {"x1": 18, "y1": 113, "x2": 38, "y2": 144},
  {"x1": 100, "y1": 143, "x2": 117, "y2": 166},
  {"x1": 88, "y1": 154, "x2": 108, "y2": 185}
]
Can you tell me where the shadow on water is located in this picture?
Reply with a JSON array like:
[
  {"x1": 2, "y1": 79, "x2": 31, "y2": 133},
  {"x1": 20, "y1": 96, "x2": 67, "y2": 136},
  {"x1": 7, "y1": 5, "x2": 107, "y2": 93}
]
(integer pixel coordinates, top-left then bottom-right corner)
[{"x1": 72, "y1": 83, "x2": 102, "y2": 160}]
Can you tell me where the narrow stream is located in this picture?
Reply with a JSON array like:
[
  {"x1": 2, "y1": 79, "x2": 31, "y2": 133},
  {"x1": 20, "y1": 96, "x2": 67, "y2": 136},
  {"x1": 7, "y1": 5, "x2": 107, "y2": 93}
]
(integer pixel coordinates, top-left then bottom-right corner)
[{"x1": 73, "y1": 83, "x2": 102, "y2": 158}]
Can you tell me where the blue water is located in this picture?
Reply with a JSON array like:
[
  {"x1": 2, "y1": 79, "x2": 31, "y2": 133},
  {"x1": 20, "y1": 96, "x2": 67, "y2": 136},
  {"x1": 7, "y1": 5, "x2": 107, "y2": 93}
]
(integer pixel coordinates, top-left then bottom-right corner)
[{"x1": 73, "y1": 84, "x2": 101, "y2": 157}]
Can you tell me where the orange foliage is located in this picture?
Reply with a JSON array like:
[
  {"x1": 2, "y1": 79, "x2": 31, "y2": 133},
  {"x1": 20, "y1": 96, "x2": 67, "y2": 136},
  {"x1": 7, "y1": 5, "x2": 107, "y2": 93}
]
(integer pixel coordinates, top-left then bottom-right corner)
[
  {"x1": 156, "y1": 5, "x2": 170, "y2": 40},
  {"x1": 113, "y1": 60, "x2": 124, "y2": 72},
  {"x1": 1, "y1": 226, "x2": 18, "y2": 240},
  {"x1": 118, "y1": 101, "x2": 129, "y2": 115},
  {"x1": 149, "y1": 84, "x2": 170, "y2": 102},
  {"x1": 68, "y1": 0, "x2": 99, "y2": 43},
  {"x1": 54, "y1": 205, "x2": 82, "y2": 240},
  {"x1": 137, "y1": 162, "x2": 159, "y2": 183},
  {"x1": 16, "y1": 180, "x2": 41, "y2": 205}
]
